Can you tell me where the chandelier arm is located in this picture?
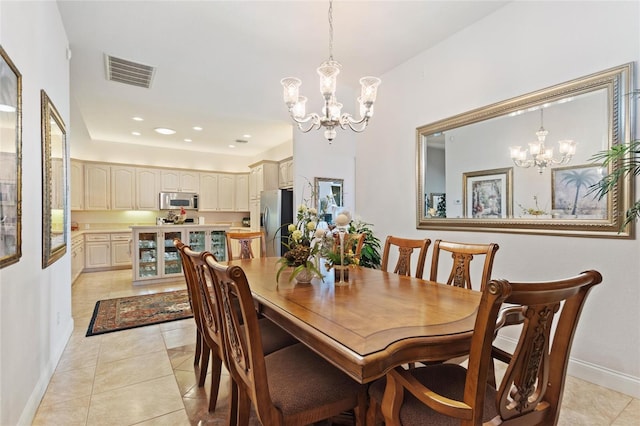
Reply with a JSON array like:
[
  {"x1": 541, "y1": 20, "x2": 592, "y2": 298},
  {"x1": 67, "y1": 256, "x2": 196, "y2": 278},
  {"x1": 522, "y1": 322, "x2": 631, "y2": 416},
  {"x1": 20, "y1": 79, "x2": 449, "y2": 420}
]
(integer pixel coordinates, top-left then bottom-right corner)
[
  {"x1": 291, "y1": 113, "x2": 321, "y2": 133},
  {"x1": 339, "y1": 114, "x2": 370, "y2": 132}
]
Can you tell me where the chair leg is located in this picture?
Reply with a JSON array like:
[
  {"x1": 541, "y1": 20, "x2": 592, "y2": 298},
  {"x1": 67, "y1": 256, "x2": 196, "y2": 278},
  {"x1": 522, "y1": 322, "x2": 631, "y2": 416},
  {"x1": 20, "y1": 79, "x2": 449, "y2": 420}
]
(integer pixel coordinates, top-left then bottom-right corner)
[
  {"x1": 227, "y1": 379, "x2": 239, "y2": 426},
  {"x1": 194, "y1": 329, "x2": 202, "y2": 365},
  {"x1": 354, "y1": 388, "x2": 368, "y2": 426},
  {"x1": 207, "y1": 355, "x2": 223, "y2": 413},
  {"x1": 236, "y1": 388, "x2": 252, "y2": 426},
  {"x1": 198, "y1": 345, "x2": 210, "y2": 387},
  {"x1": 366, "y1": 397, "x2": 382, "y2": 426}
]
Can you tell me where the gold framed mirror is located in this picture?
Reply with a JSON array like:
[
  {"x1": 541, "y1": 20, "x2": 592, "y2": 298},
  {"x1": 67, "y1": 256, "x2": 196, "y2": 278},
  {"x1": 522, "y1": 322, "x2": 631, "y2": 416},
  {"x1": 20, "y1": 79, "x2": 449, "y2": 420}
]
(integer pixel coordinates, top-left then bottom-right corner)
[
  {"x1": 0, "y1": 46, "x2": 22, "y2": 268},
  {"x1": 314, "y1": 177, "x2": 344, "y2": 224},
  {"x1": 417, "y1": 63, "x2": 634, "y2": 238},
  {"x1": 41, "y1": 90, "x2": 68, "y2": 268}
]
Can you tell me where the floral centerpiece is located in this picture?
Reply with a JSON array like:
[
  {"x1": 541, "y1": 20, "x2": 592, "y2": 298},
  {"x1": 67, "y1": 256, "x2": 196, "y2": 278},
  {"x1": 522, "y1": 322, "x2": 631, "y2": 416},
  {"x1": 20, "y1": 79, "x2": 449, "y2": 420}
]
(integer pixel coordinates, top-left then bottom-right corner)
[
  {"x1": 276, "y1": 203, "x2": 325, "y2": 283},
  {"x1": 321, "y1": 213, "x2": 360, "y2": 282}
]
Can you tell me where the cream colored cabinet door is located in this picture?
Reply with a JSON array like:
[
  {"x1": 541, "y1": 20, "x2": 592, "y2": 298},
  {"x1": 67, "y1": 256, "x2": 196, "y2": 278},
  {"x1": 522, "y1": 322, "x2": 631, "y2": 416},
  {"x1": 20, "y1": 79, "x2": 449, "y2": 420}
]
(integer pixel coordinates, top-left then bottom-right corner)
[
  {"x1": 278, "y1": 158, "x2": 293, "y2": 189},
  {"x1": 70, "y1": 160, "x2": 84, "y2": 210},
  {"x1": 217, "y1": 174, "x2": 235, "y2": 211},
  {"x1": 85, "y1": 234, "x2": 111, "y2": 269},
  {"x1": 111, "y1": 233, "x2": 132, "y2": 267},
  {"x1": 161, "y1": 170, "x2": 200, "y2": 193},
  {"x1": 250, "y1": 199, "x2": 261, "y2": 231},
  {"x1": 136, "y1": 167, "x2": 160, "y2": 210},
  {"x1": 199, "y1": 173, "x2": 219, "y2": 211},
  {"x1": 71, "y1": 235, "x2": 85, "y2": 282},
  {"x1": 111, "y1": 166, "x2": 136, "y2": 210},
  {"x1": 235, "y1": 174, "x2": 249, "y2": 211},
  {"x1": 84, "y1": 163, "x2": 110, "y2": 210},
  {"x1": 249, "y1": 164, "x2": 262, "y2": 200}
]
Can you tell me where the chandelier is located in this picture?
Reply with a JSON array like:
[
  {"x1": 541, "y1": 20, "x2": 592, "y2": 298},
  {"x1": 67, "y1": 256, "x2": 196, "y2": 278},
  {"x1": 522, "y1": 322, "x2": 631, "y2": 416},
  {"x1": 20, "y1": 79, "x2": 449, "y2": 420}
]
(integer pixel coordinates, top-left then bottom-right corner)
[
  {"x1": 509, "y1": 109, "x2": 577, "y2": 174},
  {"x1": 280, "y1": 1, "x2": 381, "y2": 142}
]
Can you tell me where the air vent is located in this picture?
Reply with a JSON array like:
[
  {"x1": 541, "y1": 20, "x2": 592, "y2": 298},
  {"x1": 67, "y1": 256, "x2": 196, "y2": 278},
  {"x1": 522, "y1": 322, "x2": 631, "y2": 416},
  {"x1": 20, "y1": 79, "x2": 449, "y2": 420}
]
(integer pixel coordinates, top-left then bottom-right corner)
[
  {"x1": 105, "y1": 54, "x2": 155, "y2": 88},
  {"x1": 235, "y1": 139, "x2": 249, "y2": 144}
]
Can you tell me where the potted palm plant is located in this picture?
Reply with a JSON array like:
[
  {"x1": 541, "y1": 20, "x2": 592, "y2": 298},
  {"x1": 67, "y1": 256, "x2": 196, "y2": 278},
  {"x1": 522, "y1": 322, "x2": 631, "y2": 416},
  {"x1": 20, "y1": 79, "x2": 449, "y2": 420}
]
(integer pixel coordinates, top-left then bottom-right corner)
[{"x1": 589, "y1": 139, "x2": 639, "y2": 229}]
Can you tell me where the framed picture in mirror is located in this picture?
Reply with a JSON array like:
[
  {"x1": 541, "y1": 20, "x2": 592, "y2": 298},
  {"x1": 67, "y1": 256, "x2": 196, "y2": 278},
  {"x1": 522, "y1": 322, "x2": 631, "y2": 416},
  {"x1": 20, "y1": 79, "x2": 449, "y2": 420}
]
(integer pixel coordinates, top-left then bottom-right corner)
[
  {"x1": 0, "y1": 46, "x2": 22, "y2": 269},
  {"x1": 551, "y1": 164, "x2": 607, "y2": 219},
  {"x1": 463, "y1": 168, "x2": 512, "y2": 219}
]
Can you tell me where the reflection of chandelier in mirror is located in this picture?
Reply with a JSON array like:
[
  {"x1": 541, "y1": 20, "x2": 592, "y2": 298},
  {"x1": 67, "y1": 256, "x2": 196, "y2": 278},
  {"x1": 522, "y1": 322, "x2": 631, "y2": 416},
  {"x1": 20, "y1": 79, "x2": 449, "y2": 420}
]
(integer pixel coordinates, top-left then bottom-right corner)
[
  {"x1": 280, "y1": 0, "x2": 381, "y2": 143},
  {"x1": 509, "y1": 109, "x2": 576, "y2": 174}
]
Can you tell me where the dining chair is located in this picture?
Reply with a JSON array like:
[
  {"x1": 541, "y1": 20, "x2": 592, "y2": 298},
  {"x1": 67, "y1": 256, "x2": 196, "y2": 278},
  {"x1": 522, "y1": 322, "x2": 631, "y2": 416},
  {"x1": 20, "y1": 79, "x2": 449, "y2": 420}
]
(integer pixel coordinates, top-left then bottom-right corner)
[
  {"x1": 204, "y1": 254, "x2": 368, "y2": 426},
  {"x1": 174, "y1": 239, "x2": 209, "y2": 387},
  {"x1": 381, "y1": 236, "x2": 431, "y2": 279},
  {"x1": 367, "y1": 269, "x2": 603, "y2": 426},
  {"x1": 226, "y1": 231, "x2": 267, "y2": 260},
  {"x1": 177, "y1": 241, "x2": 298, "y2": 413},
  {"x1": 429, "y1": 239, "x2": 499, "y2": 290}
]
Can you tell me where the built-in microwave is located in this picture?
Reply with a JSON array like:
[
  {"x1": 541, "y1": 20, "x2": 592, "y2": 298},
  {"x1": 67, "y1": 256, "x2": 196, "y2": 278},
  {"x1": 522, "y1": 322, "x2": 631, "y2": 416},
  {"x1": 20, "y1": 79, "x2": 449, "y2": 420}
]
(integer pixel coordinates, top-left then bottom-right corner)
[{"x1": 159, "y1": 192, "x2": 199, "y2": 210}]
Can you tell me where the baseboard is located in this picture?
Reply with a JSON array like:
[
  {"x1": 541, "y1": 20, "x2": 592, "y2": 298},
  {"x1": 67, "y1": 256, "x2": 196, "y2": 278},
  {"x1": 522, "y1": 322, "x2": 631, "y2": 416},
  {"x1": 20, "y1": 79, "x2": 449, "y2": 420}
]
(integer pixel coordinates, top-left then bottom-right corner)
[
  {"x1": 17, "y1": 318, "x2": 74, "y2": 425},
  {"x1": 494, "y1": 335, "x2": 640, "y2": 399}
]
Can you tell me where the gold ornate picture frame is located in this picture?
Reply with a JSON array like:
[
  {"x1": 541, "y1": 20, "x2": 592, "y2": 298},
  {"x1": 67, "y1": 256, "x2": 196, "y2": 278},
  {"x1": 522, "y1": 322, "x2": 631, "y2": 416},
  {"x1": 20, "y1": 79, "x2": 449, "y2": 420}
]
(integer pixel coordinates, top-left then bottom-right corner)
[{"x1": 0, "y1": 45, "x2": 22, "y2": 269}]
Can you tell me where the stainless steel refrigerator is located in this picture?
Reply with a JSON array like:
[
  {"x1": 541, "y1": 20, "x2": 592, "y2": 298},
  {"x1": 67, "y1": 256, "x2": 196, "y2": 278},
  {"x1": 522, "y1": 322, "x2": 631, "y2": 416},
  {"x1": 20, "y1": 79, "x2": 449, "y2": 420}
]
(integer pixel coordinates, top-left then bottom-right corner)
[{"x1": 260, "y1": 189, "x2": 294, "y2": 257}]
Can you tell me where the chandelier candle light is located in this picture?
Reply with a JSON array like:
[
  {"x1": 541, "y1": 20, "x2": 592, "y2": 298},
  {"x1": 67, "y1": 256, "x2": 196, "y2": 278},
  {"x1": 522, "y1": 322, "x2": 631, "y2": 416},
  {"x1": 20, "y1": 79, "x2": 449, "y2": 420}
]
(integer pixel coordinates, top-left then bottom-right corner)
[
  {"x1": 280, "y1": 0, "x2": 381, "y2": 142},
  {"x1": 509, "y1": 109, "x2": 577, "y2": 174}
]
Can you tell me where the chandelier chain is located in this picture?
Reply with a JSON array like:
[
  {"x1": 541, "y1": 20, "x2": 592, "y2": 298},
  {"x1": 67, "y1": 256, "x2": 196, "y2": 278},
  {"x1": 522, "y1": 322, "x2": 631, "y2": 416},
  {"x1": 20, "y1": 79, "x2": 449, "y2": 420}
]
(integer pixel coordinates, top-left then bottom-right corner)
[{"x1": 328, "y1": 0, "x2": 334, "y2": 60}]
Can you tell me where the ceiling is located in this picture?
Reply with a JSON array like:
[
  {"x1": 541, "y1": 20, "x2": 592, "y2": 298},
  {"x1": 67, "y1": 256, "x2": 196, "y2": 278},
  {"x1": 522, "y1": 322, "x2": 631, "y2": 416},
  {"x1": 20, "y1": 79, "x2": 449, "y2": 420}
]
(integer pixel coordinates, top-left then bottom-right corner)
[{"x1": 57, "y1": 0, "x2": 508, "y2": 157}]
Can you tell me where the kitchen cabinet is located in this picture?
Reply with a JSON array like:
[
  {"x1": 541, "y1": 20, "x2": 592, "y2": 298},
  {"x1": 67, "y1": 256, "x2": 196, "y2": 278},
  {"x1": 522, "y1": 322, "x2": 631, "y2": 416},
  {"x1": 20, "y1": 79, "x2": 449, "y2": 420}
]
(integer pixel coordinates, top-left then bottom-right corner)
[
  {"x1": 84, "y1": 163, "x2": 110, "y2": 210},
  {"x1": 200, "y1": 173, "x2": 248, "y2": 212},
  {"x1": 85, "y1": 233, "x2": 111, "y2": 269},
  {"x1": 70, "y1": 160, "x2": 84, "y2": 210},
  {"x1": 136, "y1": 167, "x2": 161, "y2": 210},
  {"x1": 111, "y1": 233, "x2": 132, "y2": 267},
  {"x1": 235, "y1": 173, "x2": 249, "y2": 211},
  {"x1": 249, "y1": 199, "x2": 261, "y2": 231},
  {"x1": 84, "y1": 232, "x2": 132, "y2": 270},
  {"x1": 249, "y1": 161, "x2": 278, "y2": 201},
  {"x1": 278, "y1": 157, "x2": 294, "y2": 189},
  {"x1": 161, "y1": 170, "x2": 199, "y2": 193},
  {"x1": 71, "y1": 233, "x2": 85, "y2": 283},
  {"x1": 131, "y1": 225, "x2": 228, "y2": 284},
  {"x1": 111, "y1": 166, "x2": 136, "y2": 210}
]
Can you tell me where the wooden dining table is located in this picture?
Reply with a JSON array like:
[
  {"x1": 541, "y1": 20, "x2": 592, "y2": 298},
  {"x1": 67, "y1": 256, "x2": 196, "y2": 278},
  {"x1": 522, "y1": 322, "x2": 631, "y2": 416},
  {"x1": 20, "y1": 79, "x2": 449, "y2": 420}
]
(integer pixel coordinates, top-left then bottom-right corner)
[{"x1": 227, "y1": 257, "x2": 482, "y2": 384}]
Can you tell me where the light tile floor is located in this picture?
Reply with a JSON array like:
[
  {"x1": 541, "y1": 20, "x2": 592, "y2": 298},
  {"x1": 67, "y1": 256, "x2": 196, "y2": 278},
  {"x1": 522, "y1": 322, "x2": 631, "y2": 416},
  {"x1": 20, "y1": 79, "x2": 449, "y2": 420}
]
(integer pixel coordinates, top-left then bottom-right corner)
[{"x1": 33, "y1": 269, "x2": 639, "y2": 425}]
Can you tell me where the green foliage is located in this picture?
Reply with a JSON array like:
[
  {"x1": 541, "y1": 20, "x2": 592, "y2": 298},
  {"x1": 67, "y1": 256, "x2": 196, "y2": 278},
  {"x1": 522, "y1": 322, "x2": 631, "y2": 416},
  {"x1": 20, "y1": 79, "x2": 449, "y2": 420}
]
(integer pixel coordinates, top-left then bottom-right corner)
[
  {"x1": 589, "y1": 139, "x2": 640, "y2": 229},
  {"x1": 349, "y1": 219, "x2": 381, "y2": 269}
]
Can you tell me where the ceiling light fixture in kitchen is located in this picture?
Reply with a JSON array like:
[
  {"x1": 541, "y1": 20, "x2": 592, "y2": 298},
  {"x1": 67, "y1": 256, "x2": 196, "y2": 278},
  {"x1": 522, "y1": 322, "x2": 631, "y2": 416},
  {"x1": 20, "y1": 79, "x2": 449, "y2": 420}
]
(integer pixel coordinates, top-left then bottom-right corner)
[
  {"x1": 184, "y1": 138, "x2": 192, "y2": 142},
  {"x1": 154, "y1": 127, "x2": 176, "y2": 135},
  {"x1": 132, "y1": 116, "x2": 144, "y2": 121},
  {"x1": 131, "y1": 131, "x2": 141, "y2": 136},
  {"x1": 192, "y1": 126, "x2": 203, "y2": 131}
]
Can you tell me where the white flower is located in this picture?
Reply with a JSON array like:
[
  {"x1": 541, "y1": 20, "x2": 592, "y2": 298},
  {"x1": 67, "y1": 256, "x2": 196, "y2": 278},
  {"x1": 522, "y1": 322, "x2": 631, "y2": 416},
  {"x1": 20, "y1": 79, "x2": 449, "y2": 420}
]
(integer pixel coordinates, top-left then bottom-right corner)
[
  {"x1": 309, "y1": 207, "x2": 317, "y2": 215},
  {"x1": 306, "y1": 221, "x2": 316, "y2": 231},
  {"x1": 288, "y1": 224, "x2": 296, "y2": 232},
  {"x1": 291, "y1": 230, "x2": 303, "y2": 242},
  {"x1": 314, "y1": 229, "x2": 326, "y2": 239},
  {"x1": 298, "y1": 204, "x2": 307, "y2": 213}
]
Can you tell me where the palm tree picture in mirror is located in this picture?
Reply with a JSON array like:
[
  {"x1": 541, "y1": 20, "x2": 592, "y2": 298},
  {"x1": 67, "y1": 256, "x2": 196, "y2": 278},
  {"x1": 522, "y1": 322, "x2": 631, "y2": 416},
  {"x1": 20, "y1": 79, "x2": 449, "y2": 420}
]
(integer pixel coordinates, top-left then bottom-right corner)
[{"x1": 552, "y1": 164, "x2": 606, "y2": 218}]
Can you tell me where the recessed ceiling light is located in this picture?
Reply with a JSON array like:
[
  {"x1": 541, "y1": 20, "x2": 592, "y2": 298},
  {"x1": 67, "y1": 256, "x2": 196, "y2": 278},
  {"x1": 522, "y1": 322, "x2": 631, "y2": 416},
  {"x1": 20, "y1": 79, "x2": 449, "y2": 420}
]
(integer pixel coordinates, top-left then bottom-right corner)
[
  {"x1": 243, "y1": 134, "x2": 251, "y2": 138},
  {"x1": 192, "y1": 126, "x2": 203, "y2": 131},
  {"x1": 154, "y1": 127, "x2": 176, "y2": 135},
  {"x1": 132, "y1": 131, "x2": 141, "y2": 136},
  {"x1": 228, "y1": 145, "x2": 236, "y2": 149},
  {"x1": 184, "y1": 138, "x2": 192, "y2": 142},
  {"x1": 132, "y1": 116, "x2": 144, "y2": 121}
]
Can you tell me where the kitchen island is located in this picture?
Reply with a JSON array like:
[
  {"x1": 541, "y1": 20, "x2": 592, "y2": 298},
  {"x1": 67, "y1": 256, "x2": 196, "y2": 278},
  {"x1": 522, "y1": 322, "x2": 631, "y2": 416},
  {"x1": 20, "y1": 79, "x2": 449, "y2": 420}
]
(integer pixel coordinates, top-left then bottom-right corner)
[{"x1": 130, "y1": 224, "x2": 231, "y2": 285}]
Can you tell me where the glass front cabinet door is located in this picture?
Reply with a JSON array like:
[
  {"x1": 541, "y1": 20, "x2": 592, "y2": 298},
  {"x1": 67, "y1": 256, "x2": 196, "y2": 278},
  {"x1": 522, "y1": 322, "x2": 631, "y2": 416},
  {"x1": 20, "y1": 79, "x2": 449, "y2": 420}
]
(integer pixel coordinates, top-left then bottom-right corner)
[
  {"x1": 162, "y1": 230, "x2": 183, "y2": 277},
  {"x1": 135, "y1": 231, "x2": 159, "y2": 280}
]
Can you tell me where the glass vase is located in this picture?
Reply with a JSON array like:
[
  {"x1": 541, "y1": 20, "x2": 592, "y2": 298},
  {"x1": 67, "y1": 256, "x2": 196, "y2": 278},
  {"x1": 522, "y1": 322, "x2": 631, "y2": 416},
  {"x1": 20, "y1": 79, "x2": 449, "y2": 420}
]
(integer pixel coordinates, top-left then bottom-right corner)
[{"x1": 295, "y1": 267, "x2": 314, "y2": 284}]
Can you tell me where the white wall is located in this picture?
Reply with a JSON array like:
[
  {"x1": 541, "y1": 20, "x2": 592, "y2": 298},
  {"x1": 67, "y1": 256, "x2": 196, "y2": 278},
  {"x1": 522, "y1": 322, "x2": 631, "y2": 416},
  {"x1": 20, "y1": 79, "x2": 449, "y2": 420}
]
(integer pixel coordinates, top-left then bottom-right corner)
[
  {"x1": 357, "y1": 1, "x2": 640, "y2": 397},
  {"x1": 0, "y1": 1, "x2": 73, "y2": 424}
]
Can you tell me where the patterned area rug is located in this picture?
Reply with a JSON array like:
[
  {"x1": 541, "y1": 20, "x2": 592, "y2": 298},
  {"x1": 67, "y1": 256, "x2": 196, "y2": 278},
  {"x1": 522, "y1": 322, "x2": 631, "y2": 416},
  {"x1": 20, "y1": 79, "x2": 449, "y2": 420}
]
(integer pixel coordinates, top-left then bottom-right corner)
[{"x1": 86, "y1": 290, "x2": 192, "y2": 336}]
